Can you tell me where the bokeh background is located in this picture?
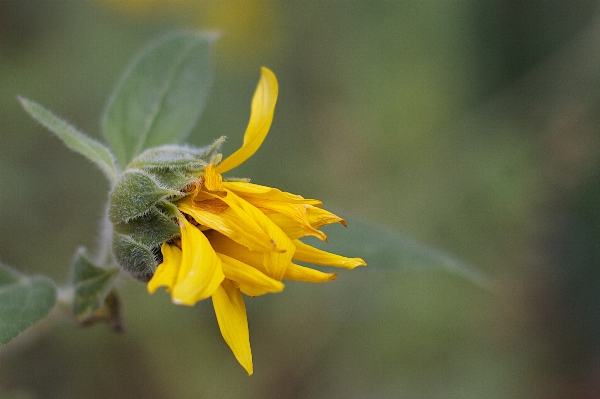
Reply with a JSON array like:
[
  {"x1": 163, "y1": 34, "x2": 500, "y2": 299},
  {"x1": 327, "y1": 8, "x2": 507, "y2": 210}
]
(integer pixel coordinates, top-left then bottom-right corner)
[{"x1": 1, "y1": 1, "x2": 600, "y2": 398}]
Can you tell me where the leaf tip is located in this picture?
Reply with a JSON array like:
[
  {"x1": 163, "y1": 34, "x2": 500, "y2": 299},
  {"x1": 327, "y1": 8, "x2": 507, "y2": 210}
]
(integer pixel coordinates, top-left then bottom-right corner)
[{"x1": 15, "y1": 95, "x2": 29, "y2": 108}]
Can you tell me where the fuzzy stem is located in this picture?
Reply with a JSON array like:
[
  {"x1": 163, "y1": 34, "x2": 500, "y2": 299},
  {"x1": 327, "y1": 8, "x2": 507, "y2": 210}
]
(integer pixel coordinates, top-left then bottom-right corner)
[{"x1": 96, "y1": 205, "x2": 114, "y2": 268}]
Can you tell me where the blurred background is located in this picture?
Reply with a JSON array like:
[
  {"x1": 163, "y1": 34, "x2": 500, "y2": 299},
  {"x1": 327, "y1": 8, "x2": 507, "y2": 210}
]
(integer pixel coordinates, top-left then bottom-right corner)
[{"x1": 1, "y1": 1, "x2": 600, "y2": 398}]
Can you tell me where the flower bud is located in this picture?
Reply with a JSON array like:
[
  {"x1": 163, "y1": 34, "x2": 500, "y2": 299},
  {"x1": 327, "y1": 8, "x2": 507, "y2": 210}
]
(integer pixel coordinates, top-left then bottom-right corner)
[{"x1": 109, "y1": 142, "x2": 223, "y2": 281}]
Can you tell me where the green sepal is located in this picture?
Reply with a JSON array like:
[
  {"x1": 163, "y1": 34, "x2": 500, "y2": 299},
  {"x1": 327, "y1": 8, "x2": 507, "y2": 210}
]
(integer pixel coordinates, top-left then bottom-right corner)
[
  {"x1": 71, "y1": 248, "x2": 120, "y2": 330},
  {"x1": 18, "y1": 97, "x2": 120, "y2": 184},
  {"x1": 149, "y1": 168, "x2": 198, "y2": 194},
  {"x1": 128, "y1": 144, "x2": 210, "y2": 170},
  {"x1": 0, "y1": 261, "x2": 57, "y2": 345},
  {"x1": 201, "y1": 136, "x2": 227, "y2": 163},
  {"x1": 103, "y1": 30, "x2": 218, "y2": 167},
  {"x1": 113, "y1": 207, "x2": 180, "y2": 248},
  {"x1": 108, "y1": 169, "x2": 181, "y2": 222},
  {"x1": 209, "y1": 152, "x2": 223, "y2": 165},
  {"x1": 112, "y1": 233, "x2": 157, "y2": 282},
  {"x1": 156, "y1": 199, "x2": 183, "y2": 220}
]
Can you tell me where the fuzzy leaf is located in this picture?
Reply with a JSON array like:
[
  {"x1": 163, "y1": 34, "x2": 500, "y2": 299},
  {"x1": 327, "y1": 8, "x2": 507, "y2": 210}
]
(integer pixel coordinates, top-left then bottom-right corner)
[
  {"x1": 112, "y1": 233, "x2": 157, "y2": 282},
  {"x1": 109, "y1": 169, "x2": 181, "y2": 222},
  {"x1": 0, "y1": 262, "x2": 57, "y2": 345},
  {"x1": 77, "y1": 290, "x2": 123, "y2": 332},
  {"x1": 103, "y1": 31, "x2": 217, "y2": 167},
  {"x1": 156, "y1": 199, "x2": 183, "y2": 220},
  {"x1": 71, "y1": 249, "x2": 120, "y2": 324},
  {"x1": 149, "y1": 168, "x2": 199, "y2": 193},
  {"x1": 18, "y1": 97, "x2": 120, "y2": 184},
  {"x1": 128, "y1": 144, "x2": 208, "y2": 170},
  {"x1": 113, "y1": 207, "x2": 180, "y2": 247}
]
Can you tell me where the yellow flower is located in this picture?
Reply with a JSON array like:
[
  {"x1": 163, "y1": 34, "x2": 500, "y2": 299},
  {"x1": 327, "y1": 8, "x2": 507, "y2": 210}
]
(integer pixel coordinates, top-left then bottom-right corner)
[{"x1": 147, "y1": 67, "x2": 366, "y2": 375}]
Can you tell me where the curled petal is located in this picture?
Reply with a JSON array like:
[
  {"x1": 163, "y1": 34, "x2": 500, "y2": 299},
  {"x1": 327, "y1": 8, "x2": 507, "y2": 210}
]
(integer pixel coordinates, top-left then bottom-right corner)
[
  {"x1": 265, "y1": 205, "x2": 345, "y2": 240},
  {"x1": 212, "y1": 279, "x2": 253, "y2": 375},
  {"x1": 207, "y1": 231, "x2": 281, "y2": 278},
  {"x1": 181, "y1": 187, "x2": 294, "y2": 280},
  {"x1": 239, "y1": 198, "x2": 327, "y2": 241},
  {"x1": 171, "y1": 218, "x2": 225, "y2": 305},
  {"x1": 293, "y1": 239, "x2": 366, "y2": 269},
  {"x1": 148, "y1": 242, "x2": 182, "y2": 294},
  {"x1": 216, "y1": 67, "x2": 278, "y2": 174},
  {"x1": 283, "y1": 263, "x2": 337, "y2": 283},
  {"x1": 265, "y1": 212, "x2": 328, "y2": 241},
  {"x1": 207, "y1": 231, "x2": 334, "y2": 282},
  {"x1": 178, "y1": 196, "x2": 275, "y2": 253},
  {"x1": 202, "y1": 164, "x2": 226, "y2": 193},
  {"x1": 207, "y1": 230, "x2": 266, "y2": 269},
  {"x1": 305, "y1": 205, "x2": 347, "y2": 229},
  {"x1": 223, "y1": 190, "x2": 295, "y2": 280},
  {"x1": 218, "y1": 253, "x2": 284, "y2": 297},
  {"x1": 224, "y1": 181, "x2": 322, "y2": 205}
]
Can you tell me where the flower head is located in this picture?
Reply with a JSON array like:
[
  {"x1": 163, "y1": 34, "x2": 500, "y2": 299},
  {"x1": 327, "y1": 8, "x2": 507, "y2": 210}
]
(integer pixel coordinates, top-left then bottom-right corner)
[{"x1": 111, "y1": 67, "x2": 365, "y2": 375}]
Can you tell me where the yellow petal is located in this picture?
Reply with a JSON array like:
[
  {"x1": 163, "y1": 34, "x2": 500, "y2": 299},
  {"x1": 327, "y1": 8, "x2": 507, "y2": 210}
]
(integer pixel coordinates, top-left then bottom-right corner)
[
  {"x1": 265, "y1": 212, "x2": 327, "y2": 241},
  {"x1": 293, "y1": 239, "x2": 367, "y2": 270},
  {"x1": 202, "y1": 164, "x2": 225, "y2": 193},
  {"x1": 265, "y1": 205, "x2": 345, "y2": 240},
  {"x1": 283, "y1": 263, "x2": 337, "y2": 283},
  {"x1": 239, "y1": 198, "x2": 328, "y2": 241},
  {"x1": 224, "y1": 181, "x2": 322, "y2": 205},
  {"x1": 178, "y1": 196, "x2": 275, "y2": 253},
  {"x1": 182, "y1": 188, "x2": 294, "y2": 280},
  {"x1": 217, "y1": 253, "x2": 284, "y2": 297},
  {"x1": 305, "y1": 205, "x2": 347, "y2": 229},
  {"x1": 206, "y1": 230, "x2": 277, "y2": 277},
  {"x1": 147, "y1": 242, "x2": 182, "y2": 294},
  {"x1": 216, "y1": 67, "x2": 278, "y2": 174},
  {"x1": 223, "y1": 190, "x2": 295, "y2": 280},
  {"x1": 207, "y1": 231, "x2": 332, "y2": 283},
  {"x1": 212, "y1": 279, "x2": 253, "y2": 375},
  {"x1": 171, "y1": 218, "x2": 225, "y2": 305},
  {"x1": 206, "y1": 230, "x2": 265, "y2": 268}
]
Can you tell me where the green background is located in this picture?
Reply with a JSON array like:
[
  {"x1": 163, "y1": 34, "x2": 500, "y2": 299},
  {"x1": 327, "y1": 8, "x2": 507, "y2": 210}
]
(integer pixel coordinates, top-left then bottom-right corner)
[{"x1": 1, "y1": 1, "x2": 600, "y2": 398}]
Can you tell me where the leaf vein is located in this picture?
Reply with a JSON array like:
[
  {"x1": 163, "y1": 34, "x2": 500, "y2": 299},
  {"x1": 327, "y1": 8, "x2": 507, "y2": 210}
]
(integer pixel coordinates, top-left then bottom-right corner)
[{"x1": 134, "y1": 39, "x2": 199, "y2": 158}]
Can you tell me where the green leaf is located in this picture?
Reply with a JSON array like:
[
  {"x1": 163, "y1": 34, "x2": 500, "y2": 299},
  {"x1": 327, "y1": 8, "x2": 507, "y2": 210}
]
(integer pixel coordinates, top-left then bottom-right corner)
[
  {"x1": 103, "y1": 31, "x2": 217, "y2": 167},
  {"x1": 17, "y1": 97, "x2": 120, "y2": 184},
  {"x1": 77, "y1": 290, "x2": 123, "y2": 333},
  {"x1": 0, "y1": 262, "x2": 57, "y2": 345},
  {"x1": 71, "y1": 248, "x2": 119, "y2": 324},
  {"x1": 310, "y1": 215, "x2": 491, "y2": 289}
]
